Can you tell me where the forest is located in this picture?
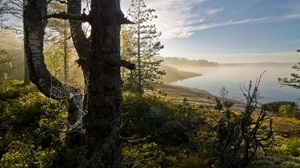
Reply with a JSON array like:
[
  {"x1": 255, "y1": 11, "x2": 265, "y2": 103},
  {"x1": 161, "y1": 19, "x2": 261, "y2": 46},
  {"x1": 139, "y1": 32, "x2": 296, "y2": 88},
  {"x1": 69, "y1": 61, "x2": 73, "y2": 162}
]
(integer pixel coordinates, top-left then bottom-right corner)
[{"x1": 1, "y1": 0, "x2": 300, "y2": 168}]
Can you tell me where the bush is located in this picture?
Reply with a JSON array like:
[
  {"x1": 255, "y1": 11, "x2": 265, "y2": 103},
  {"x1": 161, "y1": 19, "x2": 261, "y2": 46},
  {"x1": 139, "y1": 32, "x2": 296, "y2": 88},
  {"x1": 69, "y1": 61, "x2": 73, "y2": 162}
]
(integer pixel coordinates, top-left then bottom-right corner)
[
  {"x1": 211, "y1": 79, "x2": 273, "y2": 168},
  {"x1": 0, "y1": 81, "x2": 67, "y2": 167},
  {"x1": 286, "y1": 138, "x2": 300, "y2": 157},
  {"x1": 278, "y1": 105, "x2": 300, "y2": 119},
  {"x1": 122, "y1": 142, "x2": 166, "y2": 168}
]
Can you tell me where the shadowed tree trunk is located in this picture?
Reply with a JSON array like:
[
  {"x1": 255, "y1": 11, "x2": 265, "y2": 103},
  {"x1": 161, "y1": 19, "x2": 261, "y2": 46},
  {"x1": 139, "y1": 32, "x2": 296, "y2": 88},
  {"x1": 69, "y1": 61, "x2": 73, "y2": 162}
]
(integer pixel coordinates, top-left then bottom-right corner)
[
  {"x1": 83, "y1": 0, "x2": 124, "y2": 167},
  {"x1": 67, "y1": 0, "x2": 91, "y2": 111},
  {"x1": 23, "y1": 0, "x2": 30, "y2": 85},
  {"x1": 23, "y1": 0, "x2": 84, "y2": 147}
]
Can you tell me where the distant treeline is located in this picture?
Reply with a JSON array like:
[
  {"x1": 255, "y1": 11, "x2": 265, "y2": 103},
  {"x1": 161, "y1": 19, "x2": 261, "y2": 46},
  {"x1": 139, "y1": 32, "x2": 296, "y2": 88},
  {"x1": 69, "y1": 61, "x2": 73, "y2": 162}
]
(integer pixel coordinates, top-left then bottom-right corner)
[{"x1": 158, "y1": 56, "x2": 218, "y2": 67}]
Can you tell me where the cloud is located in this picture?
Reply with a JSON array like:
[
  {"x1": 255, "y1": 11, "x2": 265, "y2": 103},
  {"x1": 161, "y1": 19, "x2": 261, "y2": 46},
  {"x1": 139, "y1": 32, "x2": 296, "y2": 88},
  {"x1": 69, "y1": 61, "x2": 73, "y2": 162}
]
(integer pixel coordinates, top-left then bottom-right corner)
[
  {"x1": 204, "y1": 7, "x2": 224, "y2": 15},
  {"x1": 281, "y1": 13, "x2": 300, "y2": 20},
  {"x1": 191, "y1": 17, "x2": 270, "y2": 31},
  {"x1": 144, "y1": 0, "x2": 208, "y2": 39},
  {"x1": 121, "y1": 0, "x2": 300, "y2": 40},
  {"x1": 133, "y1": 0, "x2": 269, "y2": 39}
]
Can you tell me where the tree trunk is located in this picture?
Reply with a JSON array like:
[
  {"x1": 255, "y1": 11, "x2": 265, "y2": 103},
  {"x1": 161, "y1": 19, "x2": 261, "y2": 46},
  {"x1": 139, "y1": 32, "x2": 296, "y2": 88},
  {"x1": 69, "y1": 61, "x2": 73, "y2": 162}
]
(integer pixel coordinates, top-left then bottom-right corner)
[
  {"x1": 84, "y1": 0, "x2": 123, "y2": 167},
  {"x1": 22, "y1": 0, "x2": 30, "y2": 85},
  {"x1": 63, "y1": 20, "x2": 68, "y2": 85},
  {"x1": 67, "y1": 0, "x2": 91, "y2": 111},
  {"x1": 23, "y1": 58, "x2": 30, "y2": 85},
  {"x1": 23, "y1": 0, "x2": 83, "y2": 147},
  {"x1": 137, "y1": 0, "x2": 142, "y2": 95}
]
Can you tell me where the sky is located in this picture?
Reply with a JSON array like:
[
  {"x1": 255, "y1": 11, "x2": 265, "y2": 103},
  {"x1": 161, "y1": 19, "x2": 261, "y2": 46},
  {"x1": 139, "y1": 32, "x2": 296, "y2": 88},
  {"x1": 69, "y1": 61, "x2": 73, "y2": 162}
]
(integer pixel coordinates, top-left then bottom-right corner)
[{"x1": 121, "y1": 0, "x2": 300, "y2": 63}]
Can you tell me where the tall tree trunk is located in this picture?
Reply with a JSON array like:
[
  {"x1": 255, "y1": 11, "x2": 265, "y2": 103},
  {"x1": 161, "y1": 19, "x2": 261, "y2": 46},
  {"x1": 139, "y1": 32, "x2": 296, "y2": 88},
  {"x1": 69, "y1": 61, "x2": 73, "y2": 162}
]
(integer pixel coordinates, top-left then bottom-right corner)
[
  {"x1": 23, "y1": 0, "x2": 30, "y2": 85},
  {"x1": 23, "y1": 0, "x2": 83, "y2": 147},
  {"x1": 23, "y1": 58, "x2": 30, "y2": 84},
  {"x1": 67, "y1": 0, "x2": 90, "y2": 111},
  {"x1": 63, "y1": 20, "x2": 68, "y2": 85},
  {"x1": 84, "y1": 0, "x2": 123, "y2": 167},
  {"x1": 137, "y1": 0, "x2": 142, "y2": 95}
]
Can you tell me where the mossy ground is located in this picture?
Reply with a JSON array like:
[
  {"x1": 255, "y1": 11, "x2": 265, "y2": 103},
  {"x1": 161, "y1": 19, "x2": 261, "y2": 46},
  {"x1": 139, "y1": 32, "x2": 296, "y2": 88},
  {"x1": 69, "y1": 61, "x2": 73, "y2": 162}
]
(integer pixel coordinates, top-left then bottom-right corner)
[{"x1": 1, "y1": 81, "x2": 300, "y2": 167}]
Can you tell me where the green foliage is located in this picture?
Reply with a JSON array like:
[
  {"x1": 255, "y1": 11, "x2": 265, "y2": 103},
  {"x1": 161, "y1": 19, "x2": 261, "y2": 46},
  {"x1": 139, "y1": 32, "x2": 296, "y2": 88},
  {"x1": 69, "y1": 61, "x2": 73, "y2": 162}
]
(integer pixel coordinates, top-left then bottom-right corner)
[
  {"x1": 0, "y1": 47, "x2": 15, "y2": 81},
  {"x1": 122, "y1": 0, "x2": 165, "y2": 94},
  {"x1": 2, "y1": 81, "x2": 300, "y2": 167},
  {"x1": 287, "y1": 138, "x2": 300, "y2": 157},
  {"x1": 122, "y1": 92, "x2": 204, "y2": 136},
  {"x1": 278, "y1": 51, "x2": 300, "y2": 89},
  {"x1": 121, "y1": 91, "x2": 212, "y2": 167},
  {"x1": 250, "y1": 153, "x2": 300, "y2": 168},
  {"x1": 45, "y1": 46, "x2": 84, "y2": 89},
  {"x1": 212, "y1": 79, "x2": 273, "y2": 168},
  {"x1": 122, "y1": 142, "x2": 166, "y2": 168},
  {"x1": 1, "y1": 141, "x2": 57, "y2": 168},
  {"x1": 278, "y1": 105, "x2": 300, "y2": 119},
  {"x1": 121, "y1": 92, "x2": 191, "y2": 145},
  {"x1": 45, "y1": 47, "x2": 66, "y2": 80},
  {"x1": 0, "y1": 81, "x2": 67, "y2": 167},
  {"x1": 180, "y1": 155, "x2": 208, "y2": 168}
]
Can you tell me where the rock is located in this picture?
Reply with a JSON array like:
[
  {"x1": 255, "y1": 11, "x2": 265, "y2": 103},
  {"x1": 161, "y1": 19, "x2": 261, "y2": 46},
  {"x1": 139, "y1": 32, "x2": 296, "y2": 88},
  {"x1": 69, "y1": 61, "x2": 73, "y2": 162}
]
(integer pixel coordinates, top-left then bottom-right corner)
[
  {"x1": 148, "y1": 105, "x2": 166, "y2": 129},
  {"x1": 157, "y1": 121, "x2": 190, "y2": 145}
]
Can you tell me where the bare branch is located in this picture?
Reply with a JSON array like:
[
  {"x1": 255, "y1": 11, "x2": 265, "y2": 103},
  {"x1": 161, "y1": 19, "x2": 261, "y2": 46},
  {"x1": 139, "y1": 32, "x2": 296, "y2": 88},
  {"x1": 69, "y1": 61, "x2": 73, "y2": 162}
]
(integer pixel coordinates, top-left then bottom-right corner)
[{"x1": 46, "y1": 12, "x2": 90, "y2": 22}]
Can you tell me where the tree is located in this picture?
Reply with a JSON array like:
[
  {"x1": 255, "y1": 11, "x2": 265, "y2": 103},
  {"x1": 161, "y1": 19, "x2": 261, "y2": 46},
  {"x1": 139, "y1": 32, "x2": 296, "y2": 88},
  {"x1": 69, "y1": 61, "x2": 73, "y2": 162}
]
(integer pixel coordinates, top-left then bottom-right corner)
[
  {"x1": 45, "y1": 46, "x2": 67, "y2": 81},
  {"x1": 0, "y1": 47, "x2": 15, "y2": 81},
  {"x1": 24, "y1": 0, "x2": 134, "y2": 167},
  {"x1": 211, "y1": 74, "x2": 273, "y2": 168},
  {"x1": 278, "y1": 50, "x2": 300, "y2": 89},
  {"x1": 47, "y1": 1, "x2": 72, "y2": 85},
  {"x1": 0, "y1": 0, "x2": 6, "y2": 25},
  {"x1": 23, "y1": 0, "x2": 84, "y2": 150},
  {"x1": 124, "y1": 0, "x2": 165, "y2": 94},
  {"x1": 0, "y1": 0, "x2": 30, "y2": 84}
]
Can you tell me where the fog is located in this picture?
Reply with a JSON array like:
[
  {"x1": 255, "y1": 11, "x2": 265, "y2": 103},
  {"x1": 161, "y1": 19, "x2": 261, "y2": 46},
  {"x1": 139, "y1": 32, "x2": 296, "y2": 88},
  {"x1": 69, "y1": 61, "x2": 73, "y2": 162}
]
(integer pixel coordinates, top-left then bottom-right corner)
[{"x1": 173, "y1": 63, "x2": 300, "y2": 104}]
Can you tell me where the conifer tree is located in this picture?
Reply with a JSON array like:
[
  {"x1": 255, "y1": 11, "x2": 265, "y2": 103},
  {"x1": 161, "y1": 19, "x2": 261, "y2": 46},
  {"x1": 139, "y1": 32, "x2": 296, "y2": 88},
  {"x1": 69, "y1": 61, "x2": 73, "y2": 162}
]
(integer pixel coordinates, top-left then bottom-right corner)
[
  {"x1": 124, "y1": 0, "x2": 165, "y2": 94},
  {"x1": 47, "y1": 1, "x2": 71, "y2": 85},
  {"x1": 0, "y1": 47, "x2": 15, "y2": 81},
  {"x1": 278, "y1": 50, "x2": 300, "y2": 89}
]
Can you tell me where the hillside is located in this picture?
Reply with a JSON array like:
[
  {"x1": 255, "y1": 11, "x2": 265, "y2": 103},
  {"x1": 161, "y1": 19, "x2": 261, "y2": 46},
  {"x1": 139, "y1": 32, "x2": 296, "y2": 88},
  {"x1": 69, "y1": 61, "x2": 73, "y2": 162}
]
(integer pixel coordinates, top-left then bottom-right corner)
[
  {"x1": 158, "y1": 56, "x2": 219, "y2": 67},
  {"x1": 160, "y1": 65, "x2": 201, "y2": 83}
]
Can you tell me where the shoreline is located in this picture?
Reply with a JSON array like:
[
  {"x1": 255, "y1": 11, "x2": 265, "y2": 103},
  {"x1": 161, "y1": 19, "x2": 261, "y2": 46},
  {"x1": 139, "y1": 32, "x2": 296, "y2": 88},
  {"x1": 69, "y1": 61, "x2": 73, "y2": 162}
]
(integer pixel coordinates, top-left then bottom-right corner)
[
  {"x1": 156, "y1": 83, "x2": 246, "y2": 111},
  {"x1": 159, "y1": 64, "x2": 246, "y2": 111},
  {"x1": 160, "y1": 65, "x2": 202, "y2": 84}
]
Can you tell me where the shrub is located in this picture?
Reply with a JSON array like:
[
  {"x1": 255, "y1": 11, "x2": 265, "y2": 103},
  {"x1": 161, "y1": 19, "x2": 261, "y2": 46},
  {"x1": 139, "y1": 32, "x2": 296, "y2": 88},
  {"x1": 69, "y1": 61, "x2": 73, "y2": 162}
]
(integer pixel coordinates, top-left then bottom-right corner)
[
  {"x1": 278, "y1": 105, "x2": 300, "y2": 119},
  {"x1": 211, "y1": 77, "x2": 273, "y2": 168},
  {"x1": 0, "y1": 81, "x2": 67, "y2": 167}
]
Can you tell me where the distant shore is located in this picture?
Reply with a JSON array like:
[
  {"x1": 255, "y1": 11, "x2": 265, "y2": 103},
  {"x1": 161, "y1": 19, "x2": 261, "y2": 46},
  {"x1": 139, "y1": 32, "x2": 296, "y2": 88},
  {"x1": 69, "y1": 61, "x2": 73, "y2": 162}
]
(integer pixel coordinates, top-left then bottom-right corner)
[
  {"x1": 159, "y1": 64, "x2": 246, "y2": 110},
  {"x1": 156, "y1": 84, "x2": 246, "y2": 111},
  {"x1": 160, "y1": 65, "x2": 201, "y2": 84}
]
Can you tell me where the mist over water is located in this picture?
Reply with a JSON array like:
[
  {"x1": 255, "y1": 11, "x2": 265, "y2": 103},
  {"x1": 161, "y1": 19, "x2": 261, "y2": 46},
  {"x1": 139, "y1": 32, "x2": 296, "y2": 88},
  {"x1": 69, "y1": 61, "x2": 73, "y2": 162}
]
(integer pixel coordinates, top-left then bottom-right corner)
[{"x1": 173, "y1": 63, "x2": 300, "y2": 105}]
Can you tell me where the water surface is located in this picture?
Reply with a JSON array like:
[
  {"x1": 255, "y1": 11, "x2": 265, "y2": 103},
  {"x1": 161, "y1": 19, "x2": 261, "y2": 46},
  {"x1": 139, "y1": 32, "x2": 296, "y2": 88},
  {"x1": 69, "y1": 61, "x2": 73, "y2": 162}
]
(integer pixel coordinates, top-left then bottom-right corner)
[{"x1": 173, "y1": 64, "x2": 300, "y2": 105}]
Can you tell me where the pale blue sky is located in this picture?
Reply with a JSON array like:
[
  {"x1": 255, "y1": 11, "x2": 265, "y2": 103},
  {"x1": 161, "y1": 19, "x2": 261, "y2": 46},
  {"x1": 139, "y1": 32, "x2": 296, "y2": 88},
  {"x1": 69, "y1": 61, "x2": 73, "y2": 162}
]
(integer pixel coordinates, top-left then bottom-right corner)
[{"x1": 121, "y1": 0, "x2": 300, "y2": 63}]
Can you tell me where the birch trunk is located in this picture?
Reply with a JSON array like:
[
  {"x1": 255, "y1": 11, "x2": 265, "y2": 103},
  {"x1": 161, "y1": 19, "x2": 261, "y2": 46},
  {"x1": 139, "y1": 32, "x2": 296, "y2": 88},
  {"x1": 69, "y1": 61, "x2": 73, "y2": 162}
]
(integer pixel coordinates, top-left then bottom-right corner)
[{"x1": 23, "y1": 0, "x2": 83, "y2": 147}]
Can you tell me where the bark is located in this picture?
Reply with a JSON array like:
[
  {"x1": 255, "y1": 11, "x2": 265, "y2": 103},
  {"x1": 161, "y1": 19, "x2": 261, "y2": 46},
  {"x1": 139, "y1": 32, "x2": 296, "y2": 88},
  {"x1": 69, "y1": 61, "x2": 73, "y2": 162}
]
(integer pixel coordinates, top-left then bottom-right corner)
[
  {"x1": 84, "y1": 0, "x2": 123, "y2": 167},
  {"x1": 67, "y1": 0, "x2": 91, "y2": 111},
  {"x1": 67, "y1": 0, "x2": 90, "y2": 71},
  {"x1": 63, "y1": 20, "x2": 68, "y2": 85},
  {"x1": 23, "y1": 0, "x2": 83, "y2": 146},
  {"x1": 23, "y1": 58, "x2": 30, "y2": 85}
]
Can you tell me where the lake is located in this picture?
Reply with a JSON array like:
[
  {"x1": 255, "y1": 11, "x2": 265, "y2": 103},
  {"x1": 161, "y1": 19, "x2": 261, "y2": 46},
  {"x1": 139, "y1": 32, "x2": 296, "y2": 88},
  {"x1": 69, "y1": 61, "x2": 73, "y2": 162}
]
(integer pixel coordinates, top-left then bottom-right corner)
[{"x1": 173, "y1": 63, "x2": 300, "y2": 105}]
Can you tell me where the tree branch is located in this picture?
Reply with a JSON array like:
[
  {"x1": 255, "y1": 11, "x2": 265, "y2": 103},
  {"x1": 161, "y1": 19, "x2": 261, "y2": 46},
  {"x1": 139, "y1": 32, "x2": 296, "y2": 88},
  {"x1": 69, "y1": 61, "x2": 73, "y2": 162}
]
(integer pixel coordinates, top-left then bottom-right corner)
[
  {"x1": 119, "y1": 59, "x2": 136, "y2": 70},
  {"x1": 46, "y1": 12, "x2": 90, "y2": 22}
]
